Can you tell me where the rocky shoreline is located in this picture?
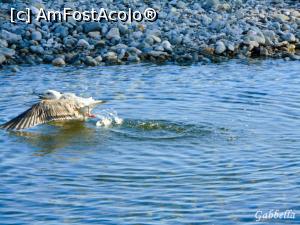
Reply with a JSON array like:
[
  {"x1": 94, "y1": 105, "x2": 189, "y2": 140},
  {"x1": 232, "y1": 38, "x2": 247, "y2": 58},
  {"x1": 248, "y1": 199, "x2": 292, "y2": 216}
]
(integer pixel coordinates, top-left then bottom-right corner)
[{"x1": 0, "y1": 0, "x2": 299, "y2": 69}]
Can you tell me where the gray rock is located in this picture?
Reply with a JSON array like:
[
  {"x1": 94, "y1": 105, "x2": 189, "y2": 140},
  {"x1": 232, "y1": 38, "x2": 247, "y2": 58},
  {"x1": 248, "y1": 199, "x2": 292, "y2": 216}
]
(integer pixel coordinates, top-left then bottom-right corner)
[
  {"x1": 282, "y1": 32, "x2": 296, "y2": 42},
  {"x1": 106, "y1": 28, "x2": 120, "y2": 40},
  {"x1": 290, "y1": 54, "x2": 300, "y2": 60},
  {"x1": 118, "y1": 23, "x2": 128, "y2": 35},
  {"x1": 127, "y1": 55, "x2": 140, "y2": 62},
  {"x1": 263, "y1": 30, "x2": 276, "y2": 41},
  {"x1": 244, "y1": 30, "x2": 265, "y2": 45},
  {"x1": 63, "y1": 37, "x2": 77, "y2": 47},
  {"x1": 263, "y1": 30, "x2": 277, "y2": 45},
  {"x1": 52, "y1": 57, "x2": 65, "y2": 66},
  {"x1": 204, "y1": 0, "x2": 220, "y2": 10},
  {"x1": 83, "y1": 22, "x2": 101, "y2": 33},
  {"x1": 151, "y1": 35, "x2": 161, "y2": 43},
  {"x1": 128, "y1": 47, "x2": 142, "y2": 55},
  {"x1": 162, "y1": 40, "x2": 172, "y2": 52},
  {"x1": 177, "y1": 1, "x2": 186, "y2": 9},
  {"x1": 54, "y1": 26, "x2": 69, "y2": 38},
  {"x1": 0, "y1": 47, "x2": 15, "y2": 57},
  {"x1": 149, "y1": 50, "x2": 169, "y2": 58},
  {"x1": 0, "y1": 39, "x2": 8, "y2": 48},
  {"x1": 201, "y1": 15, "x2": 212, "y2": 26},
  {"x1": 31, "y1": 31, "x2": 42, "y2": 41},
  {"x1": 215, "y1": 41, "x2": 226, "y2": 54},
  {"x1": 145, "y1": 36, "x2": 154, "y2": 45},
  {"x1": 0, "y1": 30, "x2": 22, "y2": 44},
  {"x1": 117, "y1": 49, "x2": 126, "y2": 60},
  {"x1": 105, "y1": 51, "x2": 118, "y2": 62},
  {"x1": 0, "y1": 54, "x2": 5, "y2": 65},
  {"x1": 155, "y1": 45, "x2": 165, "y2": 51},
  {"x1": 77, "y1": 39, "x2": 90, "y2": 48},
  {"x1": 132, "y1": 31, "x2": 143, "y2": 39},
  {"x1": 85, "y1": 56, "x2": 98, "y2": 66},
  {"x1": 88, "y1": 31, "x2": 101, "y2": 39},
  {"x1": 274, "y1": 14, "x2": 289, "y2": 23},
  {"x1": 248, "y1": 41, "x2": 259, "y2": 51},
  {"x1": 30, "y1": 46, "x2": 44, "y2": 54},
  {"x1": 95, "y1": 56, "x2": 102, "y2": 63},
  {"x1": 227, "y1": 42, "x2": 235, "y2": 52},
  {"x1": 30, "y1": 6, "x2": 40, "y2": 15}
]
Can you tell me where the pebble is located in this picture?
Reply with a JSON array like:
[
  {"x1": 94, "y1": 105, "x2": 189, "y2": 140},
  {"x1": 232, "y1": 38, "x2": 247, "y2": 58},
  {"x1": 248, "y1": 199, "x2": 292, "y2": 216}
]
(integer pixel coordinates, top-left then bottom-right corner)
[
  {"x1": 282, "y1": 33, "x2": 296, "y2": 42},
  {"x1": 83, "y1": 22, "x2": 101, "y2": 33},
  {"x1": 0, "y1": 54, "x2": 5, "y2": 64},
  {"x1": 77, "y1": 39, "x2": 90, "y2": 48},
  {"x1": 0, "y1": 30, "x2": 22, "y2": 44},
  {"x1": 85, "y1": 56, "x2": 98, "y2": 66},
  {"x1": 0, "y1": 39, "x2": 8, "y2": 48},
  {"x1": 31, "y1": 31, "x2": 42, "y2": 41},
  {"x1": 30, "y1": 46, "x2": 44, "y2": 54},
  {"x1": 215, "y1": 41, "x2": 226, "y2": 54},
  {"x1": 0, "y1": 1, "x2": 298, "y2": 68},
  {"x1": 0, "y1": 47, "x2": 15, "y2": 57},
  {"x1": 162, "y1": 40, "x2": 172, "y2": 52},
  {"x1": 105, "y1": 52, "x2": 118, "y2": 62},
  {"x1": 88, "y1": 31, "x2": 101, "y2": 39},
  {"x1": 106, "y1": 28, "x2": 120, "y2": 40},
  {"x1": 52, "y1": 57, "x2": 65, "y2": 66},
  {"x1": 95, "y1": 56, "x2": 102, "y2": 63}
]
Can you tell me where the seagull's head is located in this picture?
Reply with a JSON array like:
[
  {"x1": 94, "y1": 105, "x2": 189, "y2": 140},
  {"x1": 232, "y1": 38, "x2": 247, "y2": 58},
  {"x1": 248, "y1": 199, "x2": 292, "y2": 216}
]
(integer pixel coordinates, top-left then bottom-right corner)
[{"x1": 39, "y1": 90, "x2": 62, "y2": 100}]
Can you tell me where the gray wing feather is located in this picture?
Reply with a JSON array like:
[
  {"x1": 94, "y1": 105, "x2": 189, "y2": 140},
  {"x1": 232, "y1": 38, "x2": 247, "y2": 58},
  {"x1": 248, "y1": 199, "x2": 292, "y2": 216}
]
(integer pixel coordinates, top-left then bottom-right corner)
[{"x1": 0, "y1": 100, "x2": 82, "y2": 130}]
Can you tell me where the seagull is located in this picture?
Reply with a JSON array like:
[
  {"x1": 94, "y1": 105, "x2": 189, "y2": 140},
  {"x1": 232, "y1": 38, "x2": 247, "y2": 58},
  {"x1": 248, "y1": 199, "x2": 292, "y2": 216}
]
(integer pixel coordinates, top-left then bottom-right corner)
[{"x1": 0, "y1": 90, "x2": 106, "y2": 130}]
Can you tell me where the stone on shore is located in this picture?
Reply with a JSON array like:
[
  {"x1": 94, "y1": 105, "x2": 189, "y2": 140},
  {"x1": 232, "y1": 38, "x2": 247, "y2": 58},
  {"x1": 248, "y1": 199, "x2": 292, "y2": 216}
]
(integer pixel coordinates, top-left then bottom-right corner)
[
  {"x1": 0, "y1": 54, "x2": 6, "y2": 65},
  {"x1": 85, "y1": 56, "x2": 98, "y2": 66},
  {"x1": 162, "y1": 40, "x2": 172, "y2": 52},
  {"x1": 0, "y1": 39, "x2": 8, "y2": 48},
  {"x1": 83, "y1": 22, "x2": 101, "y2": 33},
  {"x1": 0, "y1": 0, "x2": 299, "y2": 67},
  {"x1": 52, "y1": 57, "x2": 65, "y2": 67},
  {"x1": 31, "y1": 31, "x2": 42, "y2": 41},
  {"x1": 0, "y1": 47, "x2": 15, "y2": 57},
  {"x1": 106, "y1": 28, "x2": 120, "y2": 40},
  {"x1": 30, "y1": 46, "x2": 44, "y2": 54},
  {"x1": 0, "y1": 30, "x2": 22, "y2": 44},
  {"x1": 215, "y1": 41, "x2": 226, "y2": 54},
  {"x1": 105, "y1": 52, "x2": 118, "y2": 62},
  {"x1": 77, "y1": 39, "x2": 90, "y2": 48}
]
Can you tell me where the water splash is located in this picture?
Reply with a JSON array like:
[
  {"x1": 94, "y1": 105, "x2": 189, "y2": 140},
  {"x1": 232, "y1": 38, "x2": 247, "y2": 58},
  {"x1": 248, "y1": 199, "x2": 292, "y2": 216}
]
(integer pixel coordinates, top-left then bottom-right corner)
[{"x1": 95, "y1": 109, "x2": 123, "y2": 128}]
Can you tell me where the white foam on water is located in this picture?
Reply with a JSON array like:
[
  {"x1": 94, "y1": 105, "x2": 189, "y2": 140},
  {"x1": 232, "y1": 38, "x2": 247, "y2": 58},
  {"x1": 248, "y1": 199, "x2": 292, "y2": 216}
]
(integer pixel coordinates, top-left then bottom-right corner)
[{"x1": 95, "y1": 109, "x2": 123, "y2": 128}]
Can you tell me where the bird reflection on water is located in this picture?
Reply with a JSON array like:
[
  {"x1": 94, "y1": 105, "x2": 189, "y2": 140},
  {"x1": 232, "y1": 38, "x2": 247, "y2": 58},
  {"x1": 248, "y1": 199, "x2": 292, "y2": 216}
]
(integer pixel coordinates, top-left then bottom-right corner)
[{"x1": 9, "y1": 121, "x2": 102, "y2": 155}]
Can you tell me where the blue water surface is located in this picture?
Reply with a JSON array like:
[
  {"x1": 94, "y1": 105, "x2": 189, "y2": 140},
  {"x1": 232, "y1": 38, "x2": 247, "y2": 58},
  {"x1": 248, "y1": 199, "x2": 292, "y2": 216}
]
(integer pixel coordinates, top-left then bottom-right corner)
[{"x1": 0, "y1": 60, "x2": 299, "y2": 224}]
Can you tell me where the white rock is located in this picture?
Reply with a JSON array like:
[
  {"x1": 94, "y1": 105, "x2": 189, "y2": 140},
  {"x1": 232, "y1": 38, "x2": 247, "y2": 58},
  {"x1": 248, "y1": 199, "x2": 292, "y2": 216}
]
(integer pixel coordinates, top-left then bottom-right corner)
[
  {"x1": 52, "y1": 57, "x2": 65, "y2": 67},
  {"x1": 162, "y1": 40, "x2": 172, "y2": 51},
  {"x1": 215, "y1": 41, "x2": 226, "y2": 54}
]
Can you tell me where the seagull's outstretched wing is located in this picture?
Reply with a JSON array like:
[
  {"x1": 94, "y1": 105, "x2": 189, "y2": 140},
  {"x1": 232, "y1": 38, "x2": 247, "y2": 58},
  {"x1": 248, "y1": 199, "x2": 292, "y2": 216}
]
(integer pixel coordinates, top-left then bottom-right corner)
[{"x1": 0, "y1": 100, "x2": 82, "y2": 130}]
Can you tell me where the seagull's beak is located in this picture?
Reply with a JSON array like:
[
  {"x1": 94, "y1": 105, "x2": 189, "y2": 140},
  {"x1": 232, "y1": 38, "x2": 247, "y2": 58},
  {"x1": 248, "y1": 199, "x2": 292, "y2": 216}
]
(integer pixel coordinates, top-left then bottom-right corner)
[
  {"x1": 95, "y1": 100, "x2": 107, "y2": 105},
  {"x1": 38, "y1": 94, "x2": 44, "y2": 99}
]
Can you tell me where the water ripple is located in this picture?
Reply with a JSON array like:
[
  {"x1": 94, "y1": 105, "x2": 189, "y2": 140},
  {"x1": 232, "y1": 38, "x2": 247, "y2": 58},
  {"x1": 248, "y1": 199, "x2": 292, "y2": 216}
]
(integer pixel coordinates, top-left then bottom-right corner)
[{"x1": 0, "y1": 60, "x2": 300, "y2": 224}]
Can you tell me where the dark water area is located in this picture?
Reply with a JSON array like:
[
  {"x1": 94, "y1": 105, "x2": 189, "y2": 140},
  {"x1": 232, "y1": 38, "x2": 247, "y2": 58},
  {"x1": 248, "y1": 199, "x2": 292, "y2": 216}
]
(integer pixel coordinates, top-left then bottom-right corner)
[{"x1": 0, "y1": 60, "x2": 299, "y2": 224}]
